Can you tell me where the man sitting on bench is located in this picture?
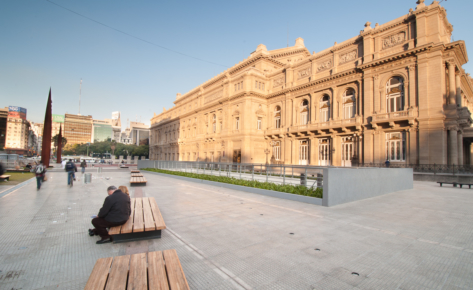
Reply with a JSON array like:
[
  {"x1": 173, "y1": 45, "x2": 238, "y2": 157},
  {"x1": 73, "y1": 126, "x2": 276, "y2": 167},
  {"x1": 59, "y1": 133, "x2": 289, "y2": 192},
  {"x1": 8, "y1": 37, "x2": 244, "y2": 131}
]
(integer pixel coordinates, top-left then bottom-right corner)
[{"x1": 89, "y1": 185, "x2": 131, "y2": 244}]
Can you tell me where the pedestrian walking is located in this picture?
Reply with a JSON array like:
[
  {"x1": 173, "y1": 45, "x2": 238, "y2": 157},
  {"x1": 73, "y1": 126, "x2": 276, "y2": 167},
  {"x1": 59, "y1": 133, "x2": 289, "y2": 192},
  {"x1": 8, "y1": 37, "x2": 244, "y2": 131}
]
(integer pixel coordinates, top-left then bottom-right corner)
[
  {"x1": 34, "y1": 162, "x2": 46, "y2": 190},
  {"x1": 80, "y1": 159, "x2": 87, "y2": 174},
  {"x1": 385, "y1": 159, "x2": 390, "y2": 168}
]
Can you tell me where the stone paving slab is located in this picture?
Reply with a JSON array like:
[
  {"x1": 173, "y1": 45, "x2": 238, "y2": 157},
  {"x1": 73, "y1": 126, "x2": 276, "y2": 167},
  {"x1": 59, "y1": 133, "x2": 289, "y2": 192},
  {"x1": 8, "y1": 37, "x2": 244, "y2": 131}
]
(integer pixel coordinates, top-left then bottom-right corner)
[{"x1": 0, "y1": 170, "x2": 473, "y2": 289}]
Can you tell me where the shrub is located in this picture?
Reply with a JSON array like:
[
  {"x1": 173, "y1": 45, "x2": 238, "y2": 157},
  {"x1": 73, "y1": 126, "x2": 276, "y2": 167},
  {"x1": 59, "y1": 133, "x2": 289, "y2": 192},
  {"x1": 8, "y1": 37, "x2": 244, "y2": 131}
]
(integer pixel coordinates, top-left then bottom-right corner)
[{"x1": 142, "y1": 168, "x2": 323, "y2": 198}]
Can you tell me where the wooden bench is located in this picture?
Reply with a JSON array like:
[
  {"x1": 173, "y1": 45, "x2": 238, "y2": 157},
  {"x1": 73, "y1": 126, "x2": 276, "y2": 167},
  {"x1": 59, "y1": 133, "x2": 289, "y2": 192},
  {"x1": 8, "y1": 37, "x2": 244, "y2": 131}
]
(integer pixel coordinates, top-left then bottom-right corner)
[
  {"x1": 130, "y1": 176, "x2": 147, "y2": 186},
  {"x1": 131, "y1": 170, "x2": 140, "y2": 173},
  {"x1": 85, "y1": 250, "x2": 189, "y2": 290},
  {"x1": 109, "y1": 197, "x2": 165, "y2": 243},
  {"x1": 438, "y1": 182, "x2": 458, "y2": 187},
  {"x1": 131, "y1": 173, "x2": 143, "y2": 177},
  {"x1": 438, "y1": 181, "x2": 473, "y2": 189},
  {"x1": 0, "y1": 175, "x2": 11, "y2": 181},
  {"x1": 120, "y1": 165, "x2": 129, "y2": 168}
]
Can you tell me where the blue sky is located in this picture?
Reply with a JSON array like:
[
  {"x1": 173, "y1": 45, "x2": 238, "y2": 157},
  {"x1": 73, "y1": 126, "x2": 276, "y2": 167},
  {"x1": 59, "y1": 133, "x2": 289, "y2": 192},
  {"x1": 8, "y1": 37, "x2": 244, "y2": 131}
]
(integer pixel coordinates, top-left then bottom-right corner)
[{"x1": 1, "y1": 0, "x2": 472, "y2": 129}]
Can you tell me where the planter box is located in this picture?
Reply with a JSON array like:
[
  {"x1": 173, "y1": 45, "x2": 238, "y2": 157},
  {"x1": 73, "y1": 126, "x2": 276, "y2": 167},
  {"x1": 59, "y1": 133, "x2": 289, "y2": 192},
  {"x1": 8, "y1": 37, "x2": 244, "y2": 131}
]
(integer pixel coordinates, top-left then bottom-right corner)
[{"x1": 143, "y1": 170, "x2": 322, "y2": 206}]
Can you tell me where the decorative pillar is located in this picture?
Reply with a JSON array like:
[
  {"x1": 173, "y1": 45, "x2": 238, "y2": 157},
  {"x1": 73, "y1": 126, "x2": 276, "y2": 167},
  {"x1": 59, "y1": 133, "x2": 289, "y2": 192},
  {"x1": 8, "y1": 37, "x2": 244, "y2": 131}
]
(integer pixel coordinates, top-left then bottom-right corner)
[
  {"x1": 458, "y1": 130, "x2": 463, "y2": 165},
  {"x1": 448, "y1": 127, "x2": 458, "y2": 165},
  {"x1": 408, "y1": 66, "x2": 416, "y2": 108},
  {"x1": 448, "y1": 61, "x2": 456, "y2": 105},
  {"x1": 456, "y1": 73, "x2": 462, "y2": 106},
  {"x1": 373, "y1": 75, "x2": 380, "y2": 113}
]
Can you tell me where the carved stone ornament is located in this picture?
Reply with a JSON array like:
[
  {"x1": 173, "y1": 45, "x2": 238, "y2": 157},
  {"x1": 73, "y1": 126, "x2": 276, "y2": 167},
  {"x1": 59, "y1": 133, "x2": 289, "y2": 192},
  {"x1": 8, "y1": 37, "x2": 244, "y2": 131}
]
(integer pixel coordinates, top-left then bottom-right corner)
[
  {"x1": 204, "y1": 90, "x2": 223, "y2": 104},
  {"x1": 339, "y1": 50, "x2": 357, "y2": 64},
  {"x1": 383, "y1": 32, "x2": 406, "y2": 49},
  {"x1": 273, "y1": 77, "x2": 285, "y2": 88},
  {"x1": 297, "y1": 67, "x2": 312, "y2": 79},
  {"x1": 317, "y1": 59, "x2": 332, "y2": 72}
]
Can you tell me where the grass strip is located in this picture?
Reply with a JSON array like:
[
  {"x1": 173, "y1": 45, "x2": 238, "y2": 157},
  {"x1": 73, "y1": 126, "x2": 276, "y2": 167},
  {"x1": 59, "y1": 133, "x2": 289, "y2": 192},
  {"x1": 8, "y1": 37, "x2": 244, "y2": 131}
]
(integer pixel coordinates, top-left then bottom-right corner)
[{"x1": 142, "y1": 168, "x2": 323, "y2": 198}]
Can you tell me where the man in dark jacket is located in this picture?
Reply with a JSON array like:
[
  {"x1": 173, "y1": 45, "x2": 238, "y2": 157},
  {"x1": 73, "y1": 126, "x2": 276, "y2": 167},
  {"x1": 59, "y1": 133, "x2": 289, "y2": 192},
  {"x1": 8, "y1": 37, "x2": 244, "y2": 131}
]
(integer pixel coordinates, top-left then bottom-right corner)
[{"x1": 90, "y1": 185, "x2": 131, "y2": 244}]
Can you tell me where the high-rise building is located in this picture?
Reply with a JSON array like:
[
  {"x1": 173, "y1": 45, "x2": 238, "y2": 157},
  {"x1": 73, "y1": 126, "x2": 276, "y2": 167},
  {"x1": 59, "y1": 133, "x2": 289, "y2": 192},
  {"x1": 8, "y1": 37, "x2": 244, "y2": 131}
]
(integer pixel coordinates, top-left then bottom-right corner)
[
  {"x1": 64, "y1": 114, "x2": 93, "y2": 145},
  {"x1": 130, "y1": 122, "x2": 149, "y2": 146},
  {"x1": 104, "y1": 111, "x2": 121, "y2": 142},
  {"x1": 0, "y1": 107, "x2": 8, "y2": 150},
  {"x1": 92, "y1": 119, "x2": 112, "y2": 142},
  {"x1": 5, "y1": 106, "x2": 30, "y2": 155}
]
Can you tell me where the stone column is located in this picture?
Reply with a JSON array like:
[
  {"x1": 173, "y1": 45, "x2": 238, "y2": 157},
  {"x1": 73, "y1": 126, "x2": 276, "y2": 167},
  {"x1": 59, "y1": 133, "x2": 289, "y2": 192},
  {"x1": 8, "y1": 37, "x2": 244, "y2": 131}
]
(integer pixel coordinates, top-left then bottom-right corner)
[
  {"x1": 458, "y1": 130, "x2": 463, "y2": 165},
  {"x1": 456, "y1": 73, "x2": 462, "y2": 106},
  {"x1": 448, "y1": 128, "x2": 458, "y2": 165},
  {"x1": 373, "y1": 75, "x2": 380, "y2": 113},
  {"x1": 448, "y1": 61, "x2": 456, "y2": 105},
  {"x1": 408, "y1": 66, "x2": 416, "y2": 108}
]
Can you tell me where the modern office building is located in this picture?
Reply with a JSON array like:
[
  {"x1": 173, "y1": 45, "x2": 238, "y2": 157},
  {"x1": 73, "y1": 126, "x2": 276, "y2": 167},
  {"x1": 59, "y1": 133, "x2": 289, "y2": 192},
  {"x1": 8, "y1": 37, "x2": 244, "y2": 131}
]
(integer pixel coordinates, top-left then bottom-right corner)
[
  {"x1": 149, "y1": 1, "x2": 473, "y2": 166},
  {"x1": 92, "y1": 119, "x2": 113, "y2": 142},
  {"x1": 64, "y1": 114, "x2": 93, "y2": 145}
]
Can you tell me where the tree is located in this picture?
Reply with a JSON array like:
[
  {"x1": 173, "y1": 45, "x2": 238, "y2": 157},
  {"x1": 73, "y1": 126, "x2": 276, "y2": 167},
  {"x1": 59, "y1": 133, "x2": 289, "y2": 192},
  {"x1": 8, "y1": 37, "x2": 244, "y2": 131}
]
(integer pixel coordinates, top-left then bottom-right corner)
[{"x1": 52, "y1": 134, "x2": 67, "y2": 154}]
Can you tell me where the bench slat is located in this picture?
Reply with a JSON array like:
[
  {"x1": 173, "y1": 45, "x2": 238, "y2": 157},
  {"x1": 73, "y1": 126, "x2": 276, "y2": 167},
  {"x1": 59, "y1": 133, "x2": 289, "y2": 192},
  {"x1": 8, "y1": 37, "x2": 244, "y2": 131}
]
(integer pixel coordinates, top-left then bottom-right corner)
[
  {"x1": 149, "y1": 197, "x2": 166, "y2": 230},
  {"x1": 148, "y1": 251, "x2": 169, "y2": 290},
  {"x1": 84, "y1": 257, "x2": 113, "y2": 290},
  {"x1": 104, "y1": 255, "x2": 130, "y2": 290},
  {"x1": 163, "y1": 249, "x2": 190, "y2": 290},
  {"x1": 121, "y1": 198, "x2": 135, "y2": 234},
  {"x1": 133, "y1": 198, "x2": 144, "y2": 232},
  {"x1": 128, "y1": 253, "x2": 147, "y2": 290},
  {"x1": 143, "y1": 197, "x2": 156, "y2": 231}
]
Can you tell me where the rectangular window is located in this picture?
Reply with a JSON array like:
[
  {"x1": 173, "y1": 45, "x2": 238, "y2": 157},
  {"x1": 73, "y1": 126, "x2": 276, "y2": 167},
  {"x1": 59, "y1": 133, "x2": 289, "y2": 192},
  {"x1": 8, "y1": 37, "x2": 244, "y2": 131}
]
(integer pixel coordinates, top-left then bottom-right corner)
[
  {"x1": 273, "y1": 142, "x2": 281, "y2": 160},
  {"x1": 255, "y1": 81, "x2": 258, "y2": 89},
  {"x1": 257, "y1": 118, "x2": 262, "y2": 130},
  {"x1": 386, "y1": 132, "x2": 406, "y2": 161},
  {"x1": 262, "y1": 83, "x2": 265, "y2": 91},
  {"x1": 275, "y1": 117, "x2": 281, "y2": 129},
  {"x1": 236, "y1": 117, "x2": 240, "y2": 130}
]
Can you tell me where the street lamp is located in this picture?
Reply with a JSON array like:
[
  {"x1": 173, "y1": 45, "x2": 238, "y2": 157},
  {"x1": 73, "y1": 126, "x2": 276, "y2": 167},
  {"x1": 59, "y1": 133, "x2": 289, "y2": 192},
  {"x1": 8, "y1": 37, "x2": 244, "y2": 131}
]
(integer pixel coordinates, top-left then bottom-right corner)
[
  {"x1": 264, "y1": 148, "x2": 270, "y2": 164},
  {"x1": 86, "y1": 142, "x2": 90, "y2": 157}
]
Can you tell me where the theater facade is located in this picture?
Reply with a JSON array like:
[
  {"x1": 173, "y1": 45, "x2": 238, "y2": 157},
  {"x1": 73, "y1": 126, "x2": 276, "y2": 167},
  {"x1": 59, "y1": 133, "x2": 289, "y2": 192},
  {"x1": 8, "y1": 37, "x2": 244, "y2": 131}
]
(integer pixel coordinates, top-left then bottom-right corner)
[{"x1": 150, "y1": 0, "x2": 473, "y2": 166}]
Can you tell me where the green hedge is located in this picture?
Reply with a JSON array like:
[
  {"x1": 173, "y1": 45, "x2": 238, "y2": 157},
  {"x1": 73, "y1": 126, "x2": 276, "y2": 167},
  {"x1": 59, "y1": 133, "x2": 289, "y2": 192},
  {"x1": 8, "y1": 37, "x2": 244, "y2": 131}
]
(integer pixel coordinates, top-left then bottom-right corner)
[{"x1": 142, "y1": 168, "x2": 323, "y2": 198}]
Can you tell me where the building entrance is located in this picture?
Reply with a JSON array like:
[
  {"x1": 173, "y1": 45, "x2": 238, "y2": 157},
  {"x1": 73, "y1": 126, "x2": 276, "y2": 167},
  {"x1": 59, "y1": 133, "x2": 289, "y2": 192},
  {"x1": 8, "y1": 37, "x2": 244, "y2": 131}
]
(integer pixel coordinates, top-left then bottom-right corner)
[{"x1": 318, "y1": 138, "x2": 331, "y2": 166}]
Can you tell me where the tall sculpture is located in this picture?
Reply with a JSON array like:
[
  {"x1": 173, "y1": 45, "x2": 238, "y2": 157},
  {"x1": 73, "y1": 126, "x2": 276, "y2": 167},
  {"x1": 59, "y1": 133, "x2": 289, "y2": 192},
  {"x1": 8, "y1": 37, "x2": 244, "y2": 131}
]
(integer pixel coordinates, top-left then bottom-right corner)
[
  {"x1": 41, "y1": 89, "x2": 52, "y2": 168},
  {"x1": 56, "y1": 125, "x2": 62, "y2": 164}
]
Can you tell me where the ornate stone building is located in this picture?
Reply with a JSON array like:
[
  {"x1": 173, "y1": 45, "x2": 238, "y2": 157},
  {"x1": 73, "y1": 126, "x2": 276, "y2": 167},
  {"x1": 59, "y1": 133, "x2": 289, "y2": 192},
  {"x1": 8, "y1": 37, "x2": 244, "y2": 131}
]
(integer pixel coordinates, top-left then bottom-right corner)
[{"x1": 150, "y1": 0, "x2": 473, "y2": 166}]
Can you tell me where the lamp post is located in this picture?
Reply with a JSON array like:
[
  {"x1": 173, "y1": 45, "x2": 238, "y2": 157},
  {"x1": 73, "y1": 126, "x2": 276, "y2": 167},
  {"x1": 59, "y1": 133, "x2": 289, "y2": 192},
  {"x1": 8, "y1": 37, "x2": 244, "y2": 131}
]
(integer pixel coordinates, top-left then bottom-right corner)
[
  {"x1": 264, "y1": 148, "x2": 270, "y2": 164},
  {"x1": 86, "y1": 142, "x2": 90, "y2": 157}
]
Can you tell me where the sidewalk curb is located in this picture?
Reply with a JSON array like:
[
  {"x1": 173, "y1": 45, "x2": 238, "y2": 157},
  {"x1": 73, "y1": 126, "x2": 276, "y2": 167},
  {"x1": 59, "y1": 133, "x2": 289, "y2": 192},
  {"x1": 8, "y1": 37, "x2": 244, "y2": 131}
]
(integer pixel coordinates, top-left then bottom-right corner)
[{"x1": 143, "y1": 170, "x2": 323, "y2": 206}]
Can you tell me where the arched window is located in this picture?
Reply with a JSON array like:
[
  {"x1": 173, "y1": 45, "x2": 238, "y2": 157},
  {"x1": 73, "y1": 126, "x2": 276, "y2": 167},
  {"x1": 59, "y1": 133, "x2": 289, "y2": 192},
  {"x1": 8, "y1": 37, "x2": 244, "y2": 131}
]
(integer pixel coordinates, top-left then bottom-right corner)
[
  {"x1": 274, "y1": 106, "x2": 281, "y2": 128},
  {"x1": 320, "y1": 95, "x2": 330, "y2": 122},
  {"x1": 343, "y1": 89, "x2": 356, "y2": 119},
  {"x1": 212, "y1": 114, "x2": 216, "y2": 133},
  {"x1": 300, "y1": 100, "x2": 309, "y2": 125},
  {"x1": 386, "y1": 77, "x2": 404, "y2": 112}
]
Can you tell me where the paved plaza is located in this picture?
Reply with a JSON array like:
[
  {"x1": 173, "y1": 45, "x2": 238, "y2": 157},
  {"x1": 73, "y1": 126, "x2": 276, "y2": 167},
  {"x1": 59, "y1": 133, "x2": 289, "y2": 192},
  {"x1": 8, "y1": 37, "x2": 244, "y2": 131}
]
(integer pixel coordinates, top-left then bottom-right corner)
[{"x1": 0, "y1": 169, "x2": 473, "y2": 289}]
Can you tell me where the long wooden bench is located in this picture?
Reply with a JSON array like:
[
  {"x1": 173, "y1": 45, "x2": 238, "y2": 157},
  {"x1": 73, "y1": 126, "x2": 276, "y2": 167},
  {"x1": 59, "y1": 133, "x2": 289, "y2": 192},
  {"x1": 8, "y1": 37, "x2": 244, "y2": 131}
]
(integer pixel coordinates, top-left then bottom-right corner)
[
  {"x1": 85, "y1": 250, "x2": 189, "y2": 290},
  {"x1": 437, "y1": 181, "x2": 473, "y2": 189},
  {"x1": 0, "y1": 175, "x2": 11, "y2": 181},
  {"x1": 131, "y1": 173, "x2": 143, "y2": 177},
  {"x1": 109, "y1": 197, "x2": 165, "y2": 243},
  {"x1": 131, "y1": 170, "x2": 140, "y2": 173},
  {"x1": 438, "y1": 181, "x2": 458, "y2": 187},
  {"x1": 130, "y1": 176, "x2": 147, "y2": 186}
]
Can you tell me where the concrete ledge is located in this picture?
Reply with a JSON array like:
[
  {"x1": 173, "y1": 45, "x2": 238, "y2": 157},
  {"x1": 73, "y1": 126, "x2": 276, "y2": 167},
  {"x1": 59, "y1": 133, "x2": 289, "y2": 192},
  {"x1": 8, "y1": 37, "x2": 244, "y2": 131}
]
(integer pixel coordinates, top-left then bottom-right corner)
[{"x1": 143, "y1": 170, "x2": 323, "y2": 206}]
